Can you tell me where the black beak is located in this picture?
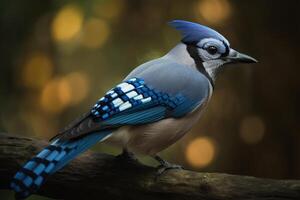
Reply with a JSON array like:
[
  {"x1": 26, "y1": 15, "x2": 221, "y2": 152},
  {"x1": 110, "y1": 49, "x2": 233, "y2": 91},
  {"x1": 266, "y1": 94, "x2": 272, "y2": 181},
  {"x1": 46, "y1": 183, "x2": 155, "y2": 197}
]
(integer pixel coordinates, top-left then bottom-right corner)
[{"x1": 226, "y1": 49, "x2": 258, "y2": 64}]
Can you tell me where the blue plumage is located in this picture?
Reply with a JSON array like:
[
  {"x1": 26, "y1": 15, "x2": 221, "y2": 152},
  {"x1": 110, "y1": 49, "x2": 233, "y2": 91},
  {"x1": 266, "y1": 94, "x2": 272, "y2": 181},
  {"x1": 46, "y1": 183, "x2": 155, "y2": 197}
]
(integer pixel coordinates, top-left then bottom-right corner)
[
  {"x1": 169, "y1": 20, "x2": 229, "y2": 45},
  {"x1": 91, "y1": 77, "x2": 188, "y2": 122},
  {"x1": 103, "y1": 106, "x2": 166, "y2": 125},
  {"x1": 10, "y1": 19, "x2": 257, "y2": 199},
  {"x1": 11, "y1": 131, "x2": 112, "y2": 199},
  {"x1": 11, "y1": 77, "x2": 197, "y2": 199}
]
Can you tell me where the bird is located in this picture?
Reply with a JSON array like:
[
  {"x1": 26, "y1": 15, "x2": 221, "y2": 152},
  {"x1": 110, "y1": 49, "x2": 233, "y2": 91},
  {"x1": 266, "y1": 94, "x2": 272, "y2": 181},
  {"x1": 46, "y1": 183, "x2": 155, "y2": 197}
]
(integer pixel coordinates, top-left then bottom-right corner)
[{"x1": 10, "y1": 19, "x2": 257, "y2": 199}]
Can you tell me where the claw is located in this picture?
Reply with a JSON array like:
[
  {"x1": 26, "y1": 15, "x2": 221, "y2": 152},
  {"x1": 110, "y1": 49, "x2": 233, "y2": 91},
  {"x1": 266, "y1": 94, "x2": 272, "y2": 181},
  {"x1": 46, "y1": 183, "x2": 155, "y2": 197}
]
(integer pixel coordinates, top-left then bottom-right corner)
[
  {"x1": 157, "y1": 163, "x2": 183, "y2": 175},
  {"x1": 153, "y1": 155, "x2": 184, "y2": 176}
]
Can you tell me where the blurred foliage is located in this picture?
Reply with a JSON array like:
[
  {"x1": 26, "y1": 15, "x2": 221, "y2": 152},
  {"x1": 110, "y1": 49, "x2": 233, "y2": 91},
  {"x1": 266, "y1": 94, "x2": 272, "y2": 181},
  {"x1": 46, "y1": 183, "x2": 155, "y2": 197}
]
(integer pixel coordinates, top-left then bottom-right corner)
[{"x1": 1, "y1": 0, "x2": 300, "y2": 199}]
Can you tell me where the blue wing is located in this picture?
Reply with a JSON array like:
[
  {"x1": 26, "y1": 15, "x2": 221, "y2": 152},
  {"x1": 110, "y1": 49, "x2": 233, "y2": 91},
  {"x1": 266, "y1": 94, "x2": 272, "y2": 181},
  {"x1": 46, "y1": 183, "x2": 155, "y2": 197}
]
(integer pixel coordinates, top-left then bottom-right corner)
[
  {"x1": 55, "y1": 77, "x2": 202, "y2": 140},
  {"x1": 11, "y1": 76, "x2": 208, "y2": 198}
]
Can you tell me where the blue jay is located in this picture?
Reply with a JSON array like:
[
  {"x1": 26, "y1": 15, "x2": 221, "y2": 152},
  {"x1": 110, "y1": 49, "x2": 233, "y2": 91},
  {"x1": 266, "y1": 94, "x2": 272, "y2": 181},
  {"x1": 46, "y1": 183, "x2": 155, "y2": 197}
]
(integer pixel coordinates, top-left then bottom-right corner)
[{"x1": 11, "y1": 20, "x2": 257, "y2": 198}]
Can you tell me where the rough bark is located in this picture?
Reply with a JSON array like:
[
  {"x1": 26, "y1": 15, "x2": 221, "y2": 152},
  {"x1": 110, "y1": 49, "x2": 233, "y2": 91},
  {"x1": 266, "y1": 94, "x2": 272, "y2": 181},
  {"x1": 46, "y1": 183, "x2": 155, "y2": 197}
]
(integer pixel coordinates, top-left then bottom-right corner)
[{"x1": 0, "y1": 133, "x2": 300, "y2": 200}]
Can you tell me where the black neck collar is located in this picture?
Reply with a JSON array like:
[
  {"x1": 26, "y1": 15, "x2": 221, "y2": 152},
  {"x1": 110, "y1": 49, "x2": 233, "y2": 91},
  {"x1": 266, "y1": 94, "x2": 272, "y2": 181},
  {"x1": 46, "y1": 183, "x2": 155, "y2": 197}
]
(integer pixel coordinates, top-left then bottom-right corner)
[{"x1": 186, "y1": 44, "x2": 214, "y2": 88}]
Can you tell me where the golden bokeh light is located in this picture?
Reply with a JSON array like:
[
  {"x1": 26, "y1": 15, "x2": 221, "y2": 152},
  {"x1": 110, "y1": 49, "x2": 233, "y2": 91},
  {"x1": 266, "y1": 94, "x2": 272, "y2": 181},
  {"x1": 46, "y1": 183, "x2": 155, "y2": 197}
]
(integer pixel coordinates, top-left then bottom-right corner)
[
  {"x1": 40, "y1": 72, "x2": 89, "y2": 113},
  {"x1": 63, "y1": 72, "x2": 90, "y2": 105},
  {"x1": 57, "y1": 78, "x2": 72, "y2": 106},
  {"x1": 51, "y1": 5, "x2": 83, "y2": 42},
  {"x1": 81, "y1": 18, "x2": 110, "y2": 49},
  {"x1": 195, "y1": 0, "x2": 232, "y2": 25},
  {"x1": 22, "y1": 53, "x2": 53, "y2": 89},
  {"x1": 186, "y1": 137, "x2": 216, "y2": 168},
  {"x1": 240, "y1": 116, "x2": 266, "y2": 144},
  {"x1": 40, "y1": 78, "x2": 71, "y2": 114}
]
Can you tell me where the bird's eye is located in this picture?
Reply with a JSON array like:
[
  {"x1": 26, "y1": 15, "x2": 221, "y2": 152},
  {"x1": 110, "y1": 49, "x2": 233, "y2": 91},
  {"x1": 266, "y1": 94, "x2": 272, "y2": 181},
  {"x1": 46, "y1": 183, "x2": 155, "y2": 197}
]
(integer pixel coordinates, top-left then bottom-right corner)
[{"x1": 206, "y1": 46, "x2": 218, "y2": 55}]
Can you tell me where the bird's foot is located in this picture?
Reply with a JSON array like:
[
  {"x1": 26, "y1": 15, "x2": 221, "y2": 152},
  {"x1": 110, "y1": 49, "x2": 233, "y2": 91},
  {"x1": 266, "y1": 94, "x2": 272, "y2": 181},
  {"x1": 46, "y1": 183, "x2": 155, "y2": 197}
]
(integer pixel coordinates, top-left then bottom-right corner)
[
  {"x1": 116, "y1": 149, "x2": 138, "y2": 163},
  {"x1": 157, "y1": 162, "x2": 183, "y2": 175},
  {"x1": 154, "y1": 155, "x2": 184, "y2": 175}
]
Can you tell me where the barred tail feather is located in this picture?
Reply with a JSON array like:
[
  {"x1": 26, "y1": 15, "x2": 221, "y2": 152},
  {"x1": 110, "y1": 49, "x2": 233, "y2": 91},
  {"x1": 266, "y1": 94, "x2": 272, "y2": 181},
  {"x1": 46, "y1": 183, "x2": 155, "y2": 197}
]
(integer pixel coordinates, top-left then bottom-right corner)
[{"x1": 11, "y1": 131, "x2": 112, "y2": 199}]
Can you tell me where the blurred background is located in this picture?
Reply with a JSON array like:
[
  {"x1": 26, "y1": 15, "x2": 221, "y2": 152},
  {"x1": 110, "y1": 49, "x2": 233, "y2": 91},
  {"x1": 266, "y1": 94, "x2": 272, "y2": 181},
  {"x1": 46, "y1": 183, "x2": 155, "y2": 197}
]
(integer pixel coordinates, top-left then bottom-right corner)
[{"x1": 1, "y1": 0, "x2": 300, "y2": 199}]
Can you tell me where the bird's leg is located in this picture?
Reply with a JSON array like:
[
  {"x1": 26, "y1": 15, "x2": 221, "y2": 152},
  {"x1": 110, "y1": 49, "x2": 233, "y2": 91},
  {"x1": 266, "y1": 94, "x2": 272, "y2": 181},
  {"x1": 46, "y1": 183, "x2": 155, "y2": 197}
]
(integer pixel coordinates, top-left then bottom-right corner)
[
  {"x1": 116, "y1": 148, "x2": 138, "y2": 162},
  {"x1": 153, "y1": 155, "x2": 183, "y2": 175}
]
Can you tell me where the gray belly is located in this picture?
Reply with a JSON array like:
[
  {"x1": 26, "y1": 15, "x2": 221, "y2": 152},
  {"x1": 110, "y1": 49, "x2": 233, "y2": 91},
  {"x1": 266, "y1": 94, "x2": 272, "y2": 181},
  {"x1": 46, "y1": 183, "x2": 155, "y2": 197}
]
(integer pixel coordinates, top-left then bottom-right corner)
[{"x1": 104, "y1": 102, "x2": 208, "y2": 155}]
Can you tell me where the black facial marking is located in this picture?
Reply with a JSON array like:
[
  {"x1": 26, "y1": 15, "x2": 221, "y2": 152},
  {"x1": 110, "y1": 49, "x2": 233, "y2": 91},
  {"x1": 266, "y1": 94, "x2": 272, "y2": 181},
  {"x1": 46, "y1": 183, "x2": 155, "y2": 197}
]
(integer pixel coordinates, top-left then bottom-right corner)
[
  {"x1": 186, "y1": 44, "x2": 214, "y2": 88},
  {"x1": 221, "y1": 41, "x2": 230, "y2": 57}
]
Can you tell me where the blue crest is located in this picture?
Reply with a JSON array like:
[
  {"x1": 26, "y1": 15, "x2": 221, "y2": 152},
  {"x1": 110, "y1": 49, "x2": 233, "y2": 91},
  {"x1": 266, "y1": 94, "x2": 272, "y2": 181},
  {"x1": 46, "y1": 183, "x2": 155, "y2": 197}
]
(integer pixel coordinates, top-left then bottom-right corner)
[{"x1": 169, "y1": 20, "x2": 229, "y2": 45}]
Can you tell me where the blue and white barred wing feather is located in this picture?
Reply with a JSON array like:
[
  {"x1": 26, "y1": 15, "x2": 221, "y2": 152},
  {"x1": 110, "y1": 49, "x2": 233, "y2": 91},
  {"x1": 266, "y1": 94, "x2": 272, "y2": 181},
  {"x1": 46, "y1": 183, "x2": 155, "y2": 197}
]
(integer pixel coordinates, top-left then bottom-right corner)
[
  {"x1": 11, "y1": 77, "x2": 204, "y2": 198},
  {"x1": 91, "y1": 77, "x2": 201, "y2": 128},
  {"x1": 56, "y1": 77, "x2": 195, "y2": 140}
]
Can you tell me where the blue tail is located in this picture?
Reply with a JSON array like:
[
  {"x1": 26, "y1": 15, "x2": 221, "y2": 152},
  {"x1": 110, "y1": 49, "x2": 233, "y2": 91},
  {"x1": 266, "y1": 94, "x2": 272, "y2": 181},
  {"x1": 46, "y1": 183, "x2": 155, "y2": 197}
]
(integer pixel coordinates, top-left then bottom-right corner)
[{"x1": 10, "y1": 131, "x2": 111, "y2": 199}]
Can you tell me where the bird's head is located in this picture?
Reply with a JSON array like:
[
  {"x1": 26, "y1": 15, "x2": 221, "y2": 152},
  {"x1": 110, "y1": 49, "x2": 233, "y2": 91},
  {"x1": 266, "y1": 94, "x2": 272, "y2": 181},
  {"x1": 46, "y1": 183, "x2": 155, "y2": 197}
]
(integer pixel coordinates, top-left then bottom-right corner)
[{"x1": 169, "y1": 20, "x2": 257, "y2": 80}]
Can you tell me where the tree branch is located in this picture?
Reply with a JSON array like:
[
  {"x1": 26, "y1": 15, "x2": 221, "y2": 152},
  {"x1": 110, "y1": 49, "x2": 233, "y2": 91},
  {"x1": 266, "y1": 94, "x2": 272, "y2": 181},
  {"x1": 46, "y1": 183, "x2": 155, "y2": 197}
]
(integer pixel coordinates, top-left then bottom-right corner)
[{"x1": 0, "y1": 133, "x2": 300, "y2": 200}]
